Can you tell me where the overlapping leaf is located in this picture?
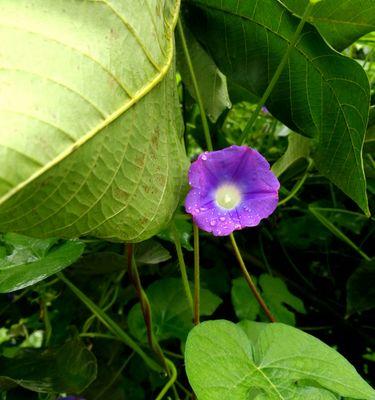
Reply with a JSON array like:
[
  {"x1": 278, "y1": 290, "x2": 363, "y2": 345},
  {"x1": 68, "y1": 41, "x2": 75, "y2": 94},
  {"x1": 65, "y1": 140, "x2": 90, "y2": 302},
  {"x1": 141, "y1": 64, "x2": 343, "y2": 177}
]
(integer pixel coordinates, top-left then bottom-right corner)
[
  {"x1": 0, "y1": 233, "x2": 84, "y2": 292},
  {"x1": 0, "y1": 0, "x2": 187, "y2": 241},
  {"x1": 184, "y1": 0, "x2": 370, "y2": 215},
  {"x1": 281, "y1": 0, "x2": 375, "y2": 50},
  {"x1": 0, "y1": 337, "x2": 97, "y2": 394}
]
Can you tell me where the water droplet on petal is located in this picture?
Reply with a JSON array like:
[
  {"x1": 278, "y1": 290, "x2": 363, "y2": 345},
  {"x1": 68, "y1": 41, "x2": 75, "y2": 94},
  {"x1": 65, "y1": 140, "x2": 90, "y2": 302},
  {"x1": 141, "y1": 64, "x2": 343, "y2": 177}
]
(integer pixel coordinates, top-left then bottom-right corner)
[
  {"x1": 219, "y1": 217, "x2": 226, "y2": 221},
  {"x1": 200, "y1": 207, "x2": 207, "y2": 212},
  {"x1": 201, "y1": 154, "x2": 207, "y2": 161},
  {"x1": 210, "y1": 220, "x2": 217, "y2": 226},
  {"x1": 194, "y1": 208, "x2": 200, "y2": 214},
  {"x1": 234, "y1": 224, "x2": 241, "y2": 229}
]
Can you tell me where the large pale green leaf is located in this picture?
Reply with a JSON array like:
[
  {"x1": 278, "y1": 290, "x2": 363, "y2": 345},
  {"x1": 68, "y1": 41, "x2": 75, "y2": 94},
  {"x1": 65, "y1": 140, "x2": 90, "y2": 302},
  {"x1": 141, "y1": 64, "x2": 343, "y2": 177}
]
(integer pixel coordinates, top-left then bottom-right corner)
[
  {"x1": 281, "y1": 0, "x2": 375, "y2": 50},
  {"x1": 0, "y1": 337, "x2": 97, "y2": 394},
  {"x1": 0, "y1": 0, "x2": 187, "y2": 241},
  {"x1": 185, "y1": 0, "x2": 370, "y2": 215},
  {"x1": 185, "y1": 320, "x2": 375, "y2": 400},
  {"x1": 0, "y1": 233, "x2": 84, "y2": 293}
]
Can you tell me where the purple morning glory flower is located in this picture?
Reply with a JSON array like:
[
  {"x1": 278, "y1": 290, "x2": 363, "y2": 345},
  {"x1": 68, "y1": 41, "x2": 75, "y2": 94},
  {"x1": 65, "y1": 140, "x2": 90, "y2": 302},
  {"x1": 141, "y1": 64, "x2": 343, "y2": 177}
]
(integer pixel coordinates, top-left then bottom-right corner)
[
  {"x1": 185, "y1": 145, "x2": 279, "y2": 236},
  {"x1": 58, "y1": 397, "x2": 85, "y2": 400}
]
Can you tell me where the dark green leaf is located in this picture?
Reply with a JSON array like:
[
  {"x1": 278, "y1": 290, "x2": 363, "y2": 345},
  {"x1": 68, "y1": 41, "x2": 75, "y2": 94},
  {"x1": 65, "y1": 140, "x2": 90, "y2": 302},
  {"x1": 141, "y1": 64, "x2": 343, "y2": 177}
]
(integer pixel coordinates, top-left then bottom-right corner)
[
  {"x1": 259, "y1": 274, "x2": 306, "y2": 325},
  {"x1": 347, "y1": 260, "x2": 375, "y2": 314},
  {"x1": 231, "y1": 277, "x2": 260, "y2": 321},
  {"x1": 0, "y1": 337, "x2": 97, "y2": 394},
  {"x1": 0, "y1": 234, "x2": 84, "y2": 293},
  {"x1": 281, "y1": 0, "x2": 375, "y2": 50},
  {"x1": 128, "y1": 278, "x2": 221, "y2": 342}
]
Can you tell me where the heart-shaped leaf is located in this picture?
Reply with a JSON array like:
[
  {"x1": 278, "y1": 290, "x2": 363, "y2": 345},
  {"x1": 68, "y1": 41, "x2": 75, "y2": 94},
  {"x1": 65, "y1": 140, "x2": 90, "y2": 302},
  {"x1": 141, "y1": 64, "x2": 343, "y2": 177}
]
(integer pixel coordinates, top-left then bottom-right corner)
[
  {"x1": 184, "y1": 0, "x2": 370, "y2": 215},
  {"x1": 185, "y1": 320, "x2": 375, "y2": 399},
  {"x1": 0, "y1": 0, "x2": 187, "y2": 241}
]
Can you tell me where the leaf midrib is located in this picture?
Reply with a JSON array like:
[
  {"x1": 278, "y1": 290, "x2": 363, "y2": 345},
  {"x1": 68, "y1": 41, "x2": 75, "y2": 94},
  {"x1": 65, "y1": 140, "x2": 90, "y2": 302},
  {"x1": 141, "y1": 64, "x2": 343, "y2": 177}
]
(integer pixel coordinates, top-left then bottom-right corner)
[{"x1": 0, "y1": 0, "x2": 180, "y2": 208}]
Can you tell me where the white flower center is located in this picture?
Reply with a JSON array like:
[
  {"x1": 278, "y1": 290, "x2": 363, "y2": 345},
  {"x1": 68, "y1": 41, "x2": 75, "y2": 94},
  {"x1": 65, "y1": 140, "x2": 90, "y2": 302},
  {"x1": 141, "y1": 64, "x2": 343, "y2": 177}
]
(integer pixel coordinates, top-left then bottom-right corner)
[{"x1": 215, "y1": 184, "x2": 242, "y2": 210}]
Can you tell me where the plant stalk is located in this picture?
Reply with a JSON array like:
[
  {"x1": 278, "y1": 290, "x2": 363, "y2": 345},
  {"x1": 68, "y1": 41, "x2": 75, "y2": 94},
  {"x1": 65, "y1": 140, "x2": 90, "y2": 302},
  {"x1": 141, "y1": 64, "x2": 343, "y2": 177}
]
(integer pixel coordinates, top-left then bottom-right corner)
[
  {"x1": 193, "y1": 223, "x2": 200, "y2": 325},
  {"x1": 172, "y1": 223, "x2": 194, "y2": 315},
  {"x1": 229, "y1": 233, "x2": 276, "y2": 322},
  {"x1": 57, "y1": 272, "x2": 161, "y2": 372},
  {"x1": 127, "y1": 244, "x2": 168, "y2": 371},
  {"x1": 177, "y1": 18, "x2": 213, "y2": 151}
]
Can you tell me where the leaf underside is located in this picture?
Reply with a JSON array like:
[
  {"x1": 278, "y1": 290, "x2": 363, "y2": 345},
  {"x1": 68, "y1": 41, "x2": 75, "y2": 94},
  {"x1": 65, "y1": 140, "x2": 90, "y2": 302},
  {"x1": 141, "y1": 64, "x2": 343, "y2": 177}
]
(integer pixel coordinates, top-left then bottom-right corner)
[{"x1": 0, "y1": 0, "x2": 187, "y2": 242}]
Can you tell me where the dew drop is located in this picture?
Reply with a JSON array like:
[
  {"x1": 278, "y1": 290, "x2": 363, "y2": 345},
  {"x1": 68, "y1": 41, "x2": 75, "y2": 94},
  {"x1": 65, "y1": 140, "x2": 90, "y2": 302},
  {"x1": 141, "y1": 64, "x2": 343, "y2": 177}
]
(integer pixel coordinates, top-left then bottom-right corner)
[
  {"x1": 234, "y1": 224, "x2": 241, "y2": 229},
  {"x1": 210, "y1": 220, "x2": 217, "y2": 226},
  {"x1": 219, "y1": 216, "x2": 226, "y2": 221},
  {"x1": 194, "y1": 208, "x2": 200, "y2": 214},
  {"x1": 201, "y1": 154, "x2": 207, "y2": 161}
]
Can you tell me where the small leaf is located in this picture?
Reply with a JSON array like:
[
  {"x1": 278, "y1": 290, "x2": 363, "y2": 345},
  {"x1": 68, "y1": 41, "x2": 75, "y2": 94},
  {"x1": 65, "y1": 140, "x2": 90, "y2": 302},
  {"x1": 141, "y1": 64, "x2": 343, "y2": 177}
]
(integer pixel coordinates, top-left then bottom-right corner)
[
  {"x1": 259, "y1": 274, "x2": 306, "y2": 325},
  {"x1": 128, "y1": 277, "x2": 221, "y2": 342},
  {"x1": 0, "y1": 337, "x2": 97, "y2": 394},
  {"x1": 134, "y1": 240, "x2": 171, "y2": 265},
  {"x1": 176, "y1": 23, "x2": 231, "y2": 122},
  {"x1": 231, "y1": 275, "x2": 305, "y2": 325},
  {"x1": 0, "y1": 233, "x2": 84, "y2": 293},
  {"x1": 347, "y1": 260, "x2": 375, "y2": 315},
  {"x1": 272, "y1": 133, "x2": 311, "y2": 178},
  {"x1": 185, "y1": 320, "x2": 375, "y2": 400},
  {"x1": 158, "y1": 212, "x2": 193, "y2": 251},
  {"x1": 231, "y1": 277, "x2": 260, "y2": 321}
]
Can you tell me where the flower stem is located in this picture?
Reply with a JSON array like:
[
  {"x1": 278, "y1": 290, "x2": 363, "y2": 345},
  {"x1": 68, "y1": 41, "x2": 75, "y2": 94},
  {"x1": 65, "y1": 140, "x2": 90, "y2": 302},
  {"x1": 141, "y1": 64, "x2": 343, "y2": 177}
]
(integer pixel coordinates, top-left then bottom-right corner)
[
  {"x1": 127, "y1": 245, "x2": 168, "y2": 371},
  {"x1": 57, "y1": 272, "x2": 161, "y2": 372},
  {"x1": 155, "y1": 359, "x2": 178, "y2": 400},
  {"x1": 229, "y1": 234, "x2": 276, "y2": 323},
  {"x1": 177, "y1": 18, "x2": 213, "y2": 152},
  {"x1": 240, "y1": 1, "x2": 316, "y2": 145},
  {"x1": 193, "y1": 223, "x2": 200, "y2": 325},
  {"x1": 172, "y1": 223, "x2": 194, "y2": 315},
  {"x1": 127, "y1": 245, "x2": 179, "y2": 400}
]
